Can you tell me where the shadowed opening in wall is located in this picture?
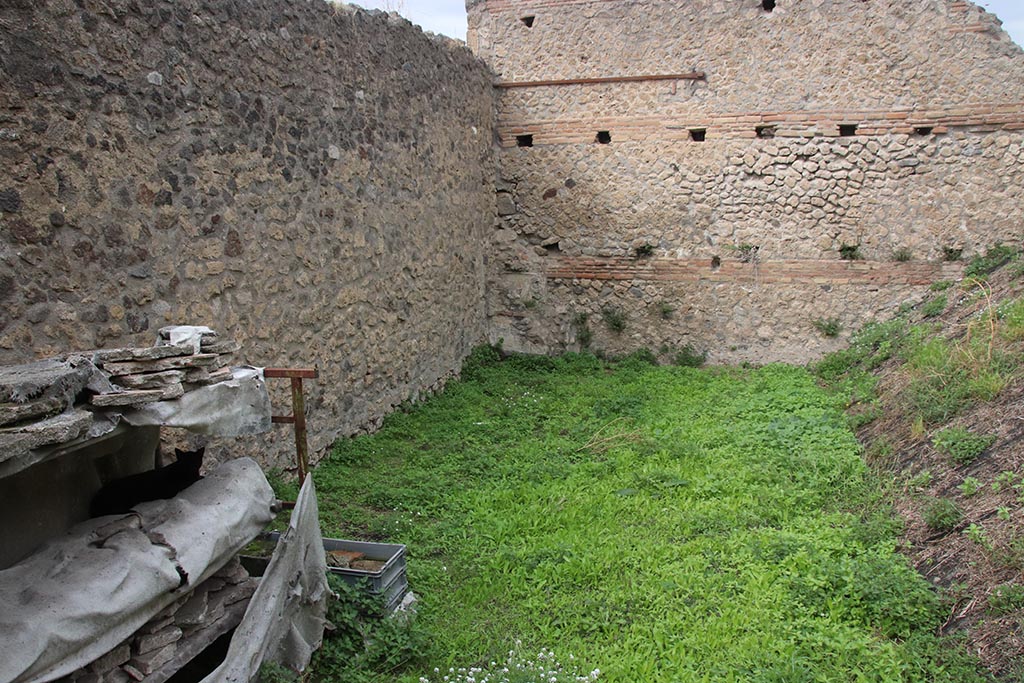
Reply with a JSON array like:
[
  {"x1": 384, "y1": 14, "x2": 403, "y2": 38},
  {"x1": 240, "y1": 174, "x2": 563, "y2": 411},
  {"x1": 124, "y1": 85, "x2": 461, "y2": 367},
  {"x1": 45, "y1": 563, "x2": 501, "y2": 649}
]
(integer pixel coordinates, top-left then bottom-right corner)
[
  {"x1": 839, "y1": 123, "x2": 858, "y2": 137},
  {"x1": 689, "y1": 128, "x2": 707, "y2": 142},
  {"x1": 756, "y1": 125, "x2": 775, "y2": 138},
  {"x1": 762, "y1": 0, "x2": 776, "y2": 11},
  {"x1": 521, "y1": 15, "x2": 535, "y2": 27},
  {"x1": 596, "y1": 130, "x2": 611, "y2": 144},
  {"x1": 914, "y1": 126, "x2": 934, "y2": 136},
  {"x1": 516, "y1": 134, "x2": 534, "y2": 147}
]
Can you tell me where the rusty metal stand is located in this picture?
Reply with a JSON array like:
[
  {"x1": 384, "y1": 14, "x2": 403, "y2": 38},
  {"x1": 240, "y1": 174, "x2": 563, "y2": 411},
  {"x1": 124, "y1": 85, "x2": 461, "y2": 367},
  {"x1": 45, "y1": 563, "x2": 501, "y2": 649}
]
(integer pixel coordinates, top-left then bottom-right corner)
[{"x1": 264, "y1": 367, "x2": 318, "y2": 482}]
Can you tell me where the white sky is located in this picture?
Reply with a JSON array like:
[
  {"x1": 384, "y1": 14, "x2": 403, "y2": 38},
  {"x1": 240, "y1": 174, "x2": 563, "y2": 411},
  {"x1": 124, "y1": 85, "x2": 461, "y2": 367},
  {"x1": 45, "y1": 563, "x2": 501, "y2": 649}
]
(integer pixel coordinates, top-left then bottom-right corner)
[{"x1": 349, "y1": 0, "x2": 1024, "y2": 47}]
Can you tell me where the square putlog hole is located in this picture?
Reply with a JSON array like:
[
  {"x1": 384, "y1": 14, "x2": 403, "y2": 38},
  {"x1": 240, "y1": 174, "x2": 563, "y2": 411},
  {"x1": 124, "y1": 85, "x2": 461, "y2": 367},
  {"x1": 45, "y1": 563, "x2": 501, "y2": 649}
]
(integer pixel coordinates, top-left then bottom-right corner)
[
  {"x1": 595, "y1": 130, "x2": 611, "y2": 144},
  {"x1": 516, "y1": 134, "x2": 534, "y2": 147},
  {"x1": 689, "y1": 128, "x2": 707, "y2": 142}
]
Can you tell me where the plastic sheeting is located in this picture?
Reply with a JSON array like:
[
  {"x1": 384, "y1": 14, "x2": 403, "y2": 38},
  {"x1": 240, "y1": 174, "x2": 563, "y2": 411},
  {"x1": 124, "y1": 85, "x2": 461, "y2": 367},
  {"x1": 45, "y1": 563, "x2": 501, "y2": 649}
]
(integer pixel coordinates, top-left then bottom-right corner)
[
  {"x1": 202, "y1": 476, "x2": 329, "y2": 683},
  {"x1": 0, "y1": 458, "x2": 275, "y2": 683},
  {"x1": 121, "y1": 367, "x2": 271, "y2": 437}
]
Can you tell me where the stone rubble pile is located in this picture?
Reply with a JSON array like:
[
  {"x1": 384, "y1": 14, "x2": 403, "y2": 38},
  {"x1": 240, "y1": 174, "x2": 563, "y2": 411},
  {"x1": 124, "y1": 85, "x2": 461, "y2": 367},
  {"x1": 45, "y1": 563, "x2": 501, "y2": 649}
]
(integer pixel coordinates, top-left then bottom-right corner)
[{"x1": 0, "y1": 326, "x2": 239, "y2": 470}]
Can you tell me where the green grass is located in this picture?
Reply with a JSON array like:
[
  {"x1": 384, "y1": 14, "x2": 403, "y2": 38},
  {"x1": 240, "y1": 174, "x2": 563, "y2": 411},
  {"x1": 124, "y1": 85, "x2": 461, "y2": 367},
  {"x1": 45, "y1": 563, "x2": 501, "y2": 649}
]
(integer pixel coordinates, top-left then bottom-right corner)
[
  {"x1": 963, "y1": 244, "x2": 1019, "y2": 279},
  {"x1": 309, "y1": 351, "x2": 987, "y2": 682}
]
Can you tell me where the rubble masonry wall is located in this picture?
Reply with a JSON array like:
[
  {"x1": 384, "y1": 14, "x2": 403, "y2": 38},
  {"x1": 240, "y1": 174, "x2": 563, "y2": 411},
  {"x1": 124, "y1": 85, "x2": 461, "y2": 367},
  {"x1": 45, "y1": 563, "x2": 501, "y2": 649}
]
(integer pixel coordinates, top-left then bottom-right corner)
[
  {"x1": 0, "y1": 0, "x2": 496, "y2": 468},
  {"x1": 469, "y1": 0, "x2": 1024, "y2": 363}
]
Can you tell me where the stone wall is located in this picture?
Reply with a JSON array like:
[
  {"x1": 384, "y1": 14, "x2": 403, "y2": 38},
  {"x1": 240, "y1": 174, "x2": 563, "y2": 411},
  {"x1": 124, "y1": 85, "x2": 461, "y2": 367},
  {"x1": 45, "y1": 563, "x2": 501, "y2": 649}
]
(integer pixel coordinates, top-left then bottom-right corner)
[
  {"x1": 0, "y1": 0, "x2": 495, "y2": 468},
  {"x1": 469, "y1": 0, "x2": 1024, "y2": 362}
]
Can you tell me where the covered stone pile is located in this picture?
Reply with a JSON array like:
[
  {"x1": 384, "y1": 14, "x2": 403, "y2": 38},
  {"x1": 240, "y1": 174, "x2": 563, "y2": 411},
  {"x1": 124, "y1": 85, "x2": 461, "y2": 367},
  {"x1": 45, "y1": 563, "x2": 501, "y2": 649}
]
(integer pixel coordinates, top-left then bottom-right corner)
[
  {"x1": 59, "y1": 558, "x2": 258, "y2": 683},
  {"x1": 0, "y1": 326, "x2": 239, "y2": 475}
]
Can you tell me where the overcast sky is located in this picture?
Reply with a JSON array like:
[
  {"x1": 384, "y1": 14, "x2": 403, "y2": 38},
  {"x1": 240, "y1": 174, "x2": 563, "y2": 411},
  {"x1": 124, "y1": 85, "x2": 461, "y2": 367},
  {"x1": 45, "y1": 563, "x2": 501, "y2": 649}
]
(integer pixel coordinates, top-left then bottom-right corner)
[{"x1": 350, "y1": 0, "x2": 1024, "y2": 47}]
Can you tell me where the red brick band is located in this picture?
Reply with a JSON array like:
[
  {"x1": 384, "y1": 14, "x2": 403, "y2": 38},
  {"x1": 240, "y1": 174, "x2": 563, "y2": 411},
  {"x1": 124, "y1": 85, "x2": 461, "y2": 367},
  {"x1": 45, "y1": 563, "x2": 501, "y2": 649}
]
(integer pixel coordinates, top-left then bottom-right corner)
[
  {"x1": 499, "y1": 103, "x2": 1024, "y2": 146},
  {"x1": 544, "y1": 257, "x2": 963, "y2": 286}
]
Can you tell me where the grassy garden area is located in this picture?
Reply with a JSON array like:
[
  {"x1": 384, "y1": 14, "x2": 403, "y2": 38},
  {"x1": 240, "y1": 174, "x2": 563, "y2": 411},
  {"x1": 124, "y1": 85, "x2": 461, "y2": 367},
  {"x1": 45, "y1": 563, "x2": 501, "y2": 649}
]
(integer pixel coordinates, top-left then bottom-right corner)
[{"x1": 297, "y1": 347, "x2": 991, "y2": 683}]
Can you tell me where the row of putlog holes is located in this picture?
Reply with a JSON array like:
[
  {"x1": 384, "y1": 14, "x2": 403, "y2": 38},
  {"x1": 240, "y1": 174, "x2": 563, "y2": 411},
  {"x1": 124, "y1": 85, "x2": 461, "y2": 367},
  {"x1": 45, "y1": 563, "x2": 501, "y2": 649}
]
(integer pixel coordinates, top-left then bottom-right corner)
[
  {"x1": 518, "y1": 0, "x2": 779, "y2": 29},
  {"x1": 515, "y1": 124, "x2": 937, "y2": 147}
]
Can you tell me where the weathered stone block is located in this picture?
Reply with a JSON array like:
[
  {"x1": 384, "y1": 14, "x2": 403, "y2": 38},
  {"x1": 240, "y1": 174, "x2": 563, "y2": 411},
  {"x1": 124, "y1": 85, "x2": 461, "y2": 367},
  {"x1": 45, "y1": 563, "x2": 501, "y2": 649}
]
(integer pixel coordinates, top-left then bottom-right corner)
[
  {"x1": 127, "y1": 642, "x2": 177, "y2": 676},
  {"x1": 174, "y1": 590, "x2": 209, "y2": 627},
  {"x1": 102, "y1": 354, "x2": 221, "y2": 377},
  {"x1": 89, "y1": 389, "x2": 169, "y2": 407},
  {"x1": 87, "y1": 643, "x2": 131, "y2": 673},
  {"x1": 134, "y1": 626, "x2": 182, "y2": 655}
]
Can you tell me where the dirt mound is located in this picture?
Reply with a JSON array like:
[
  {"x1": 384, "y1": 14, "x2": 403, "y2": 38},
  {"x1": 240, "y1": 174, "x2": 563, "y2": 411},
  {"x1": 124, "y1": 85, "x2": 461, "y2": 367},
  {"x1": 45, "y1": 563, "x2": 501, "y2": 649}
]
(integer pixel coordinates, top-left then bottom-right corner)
[{"x1": 831, "y1": 251, "x2": 1024, "y2": 678}]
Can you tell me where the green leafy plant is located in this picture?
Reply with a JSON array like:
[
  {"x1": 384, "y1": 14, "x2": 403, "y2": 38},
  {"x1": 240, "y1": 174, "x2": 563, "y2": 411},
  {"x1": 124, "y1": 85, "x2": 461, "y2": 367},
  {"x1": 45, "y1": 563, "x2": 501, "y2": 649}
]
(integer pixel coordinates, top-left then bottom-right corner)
[
  {"x1": 930, "y1": 280, "x2": 953, "y2": 292},
  {"x1": 932, "y1": 427, "x2": 996, "y2": 466},
  {"x1": 308, "y1": 574, "x2": 427, "y2": 682},
  {"x1": 634, "y1": 243, "x2": 655, "y2": 258},
  {"x1": 906, "y1": 470, "x2": 933, "y2": 495},
  {"x1": 813, "y1": 317, "x2": 842, "y2": 338},
  {"x1": 601, "y1": 307, "x2": 626, "y2": 333},
  {"x1": 923, "y1": 498, "x2": 962, "y2": 532},
  {"x1": 963, "y1": 523, "x2": 992, "y2": 551},
  {"x1": 958, "y1": 477, "x2": 983, "y2": 497},
  {"x1": 733, "y1": 243, "x2": 760, "y2": 263},
  {"x1": 964, "y1": 244, "x2": 1018, "y2": 279},
  {"x1": 996, "y1": 297, "x2": 1024, "y2": 341},
  {"x1": 258, "y1": 662, "x2": 300, "y2": 683},
  {"x1": 993, "y1": 470, "x2": 1018, "y2": 493},
  {"x1": 987, "y1": 583, "x2": 1024, "y2": 615},
  {"x1": 921, "y1": 295, "x2": 947, "y2": 319},
  {"x1": 942, "y1": 246, "x2": 963, "y2": 262},
  {"x1": 656, "y1": 301, "x2": 675, "y2": 319},
  {"x1": 572, "y1": 312, "x2": 593, "y2": 349},
  {"x1": 673, "y1": 345, "x2": 707, "y2": 367},
  {"x1": 839, "y1": 243, "x2": 862, "y2": 260},
  {"x1": 893, "y1": 247, "x2": 913, "y2": 262}
]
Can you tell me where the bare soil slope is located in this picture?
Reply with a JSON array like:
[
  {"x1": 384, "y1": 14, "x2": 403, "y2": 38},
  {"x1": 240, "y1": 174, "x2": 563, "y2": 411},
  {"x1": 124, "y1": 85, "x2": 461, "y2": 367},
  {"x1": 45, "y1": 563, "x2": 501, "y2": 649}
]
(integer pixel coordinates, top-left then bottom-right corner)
[{"x1": 840, "y1": 255, "x2": 1024, "y2": 678}]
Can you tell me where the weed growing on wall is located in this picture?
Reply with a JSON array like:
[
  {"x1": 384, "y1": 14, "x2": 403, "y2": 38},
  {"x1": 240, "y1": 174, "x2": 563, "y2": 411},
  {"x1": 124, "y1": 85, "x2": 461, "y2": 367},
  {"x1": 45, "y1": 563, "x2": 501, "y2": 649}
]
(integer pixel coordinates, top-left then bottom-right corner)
[
  {"x1": 813, "y1": 317, "x2": 842, "y2": 337},
  {"x1": 600, "y1": 307, "x2": 626, "y2": 333},
  {"x1": 633, "y1": 243, "x2": 655, "y2": 258},
  {"x1": 672, "y1": 345, "x2": 706, "y2": 367},
  {"x1": 839, "y1": 243, "x2": 862, "y2": 260},
  {"x1": 571, "y1": 313, "x2": 592, "y2": 349},
  {"x1": 311, "y1": 351, "x2": 988, "y2": 682}
]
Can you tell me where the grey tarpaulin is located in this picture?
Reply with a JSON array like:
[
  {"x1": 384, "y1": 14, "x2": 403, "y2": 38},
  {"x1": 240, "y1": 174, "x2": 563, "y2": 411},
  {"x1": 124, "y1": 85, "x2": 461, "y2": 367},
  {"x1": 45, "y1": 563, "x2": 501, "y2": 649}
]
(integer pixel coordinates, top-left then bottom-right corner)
[
  {"x1": 0, "y1": 458, "x2": 275, "y2": 683},
  {"x1": 202, "y1": 475, "x2": 329, "y2": 683},
  {"x1": 121, "y1": 367, "x2": 271, "y2": 437}
]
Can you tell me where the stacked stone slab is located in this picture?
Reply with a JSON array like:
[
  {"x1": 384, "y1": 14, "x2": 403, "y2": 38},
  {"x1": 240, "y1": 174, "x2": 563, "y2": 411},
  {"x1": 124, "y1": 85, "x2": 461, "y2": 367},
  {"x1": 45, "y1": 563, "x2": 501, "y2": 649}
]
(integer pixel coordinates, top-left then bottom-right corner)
[{"x1": 0, "y1": 328, "x2": 240, "y2": 472}]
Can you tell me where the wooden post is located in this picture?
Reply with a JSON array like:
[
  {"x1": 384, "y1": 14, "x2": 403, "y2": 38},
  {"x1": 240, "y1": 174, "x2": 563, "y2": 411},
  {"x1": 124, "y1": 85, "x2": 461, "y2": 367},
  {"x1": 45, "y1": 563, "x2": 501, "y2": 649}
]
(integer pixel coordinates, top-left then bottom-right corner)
[{"x1": 264, "y1": 367, "x2": 318, "y2": 483}]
